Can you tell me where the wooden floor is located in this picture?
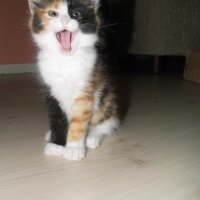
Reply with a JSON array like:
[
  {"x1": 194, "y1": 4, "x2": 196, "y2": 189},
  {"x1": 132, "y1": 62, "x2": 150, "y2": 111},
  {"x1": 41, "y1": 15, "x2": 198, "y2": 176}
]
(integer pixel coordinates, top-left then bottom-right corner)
[{"x1": 0, "y1": 73, "x2": 200, "y2": 200}]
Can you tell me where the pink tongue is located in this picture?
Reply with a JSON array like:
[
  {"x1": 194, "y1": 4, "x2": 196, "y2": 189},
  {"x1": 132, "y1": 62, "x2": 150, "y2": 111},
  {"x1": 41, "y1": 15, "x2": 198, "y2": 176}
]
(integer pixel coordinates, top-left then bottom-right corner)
[{"x1": 60, "y1": 31, "x2": 71, "y2": 52}]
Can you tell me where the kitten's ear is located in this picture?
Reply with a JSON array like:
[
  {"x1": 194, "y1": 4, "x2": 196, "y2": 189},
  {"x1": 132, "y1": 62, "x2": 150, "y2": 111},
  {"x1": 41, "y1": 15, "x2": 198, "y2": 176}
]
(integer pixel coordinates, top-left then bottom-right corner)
[{"x1": 28, "y1": 0, "x2": 41, "y2": 14}]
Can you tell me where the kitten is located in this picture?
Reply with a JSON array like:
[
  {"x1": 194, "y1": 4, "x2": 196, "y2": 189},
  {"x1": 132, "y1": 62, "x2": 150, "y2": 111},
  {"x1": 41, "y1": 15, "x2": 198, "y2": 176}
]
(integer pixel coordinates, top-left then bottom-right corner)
[{"x1": 28, "y1": 0, "x2": 120, "y2": 161}]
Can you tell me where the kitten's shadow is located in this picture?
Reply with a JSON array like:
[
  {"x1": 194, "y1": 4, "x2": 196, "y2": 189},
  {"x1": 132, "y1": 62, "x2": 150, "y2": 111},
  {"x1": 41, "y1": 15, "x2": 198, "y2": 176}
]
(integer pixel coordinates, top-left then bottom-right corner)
[
  {"x1": 102, "y1": 0, "x2": 136, "y2": 65},
  {"x1": 102, "y1": 0, "x2": 136, "y2": 121}
]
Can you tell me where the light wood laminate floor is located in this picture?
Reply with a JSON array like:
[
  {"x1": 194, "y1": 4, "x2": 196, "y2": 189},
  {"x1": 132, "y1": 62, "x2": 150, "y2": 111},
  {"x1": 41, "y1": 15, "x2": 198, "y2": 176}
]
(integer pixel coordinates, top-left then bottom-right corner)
[{"x1": 0, "y1": 74, "x2": 200, "y2": 200}]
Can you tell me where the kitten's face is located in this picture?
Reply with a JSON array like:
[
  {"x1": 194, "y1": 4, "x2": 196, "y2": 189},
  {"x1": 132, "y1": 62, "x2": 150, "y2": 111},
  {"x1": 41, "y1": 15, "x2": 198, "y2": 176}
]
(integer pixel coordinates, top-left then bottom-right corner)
[{"x1": 28, "y1": 0, "x2": 100, "y2": 53}]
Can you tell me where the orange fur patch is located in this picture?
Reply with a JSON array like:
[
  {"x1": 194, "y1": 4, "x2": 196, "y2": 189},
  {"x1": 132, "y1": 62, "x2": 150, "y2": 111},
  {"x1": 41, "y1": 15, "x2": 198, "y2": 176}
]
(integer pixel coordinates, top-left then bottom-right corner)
[
  {"x1": 33, "y1": 0, "x2": 61, "y2": 32},
  {"x1": 75, "y1": 96, "x2": 93, "y2": 103},
  {"x1": 83, "y1": 110, "x2": 92, "y2": 117},
  {"x1": 68, "y1": 131, "x2": 84, "y2": 141},
  {"x1": 37, "y1": 9, "x2": 49, "y2": 27},
  {"x1": 68, "y1": 125, "x2": 87, "y2": 141},
  {"x1": 71, "y1": 112, "x2": 91, "y2": 123},
  {"x1": 54, "y1": 0, "x2": 61, "y2": 9},
  {"x1": 91, "y1": 111, "x2": 104, "y2": 125},
  {"x1": 67, "y1": 93, "x2": 94, "y2": 142}
]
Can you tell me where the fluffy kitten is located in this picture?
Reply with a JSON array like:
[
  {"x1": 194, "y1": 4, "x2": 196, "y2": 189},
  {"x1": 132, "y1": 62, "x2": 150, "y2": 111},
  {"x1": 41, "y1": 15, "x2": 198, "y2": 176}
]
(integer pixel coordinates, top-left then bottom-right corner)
[{"x1": 28, "y1": 0, "x2": 120, "y2": 161}]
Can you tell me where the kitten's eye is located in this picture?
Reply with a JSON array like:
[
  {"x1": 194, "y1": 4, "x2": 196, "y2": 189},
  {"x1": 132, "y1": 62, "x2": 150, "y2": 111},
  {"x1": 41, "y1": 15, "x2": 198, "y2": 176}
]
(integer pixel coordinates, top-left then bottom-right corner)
[
  {"x1": 72, "y1": 11, "x2": 81, "y2": 20},
  {"x1": 48, "y1": 10, "x2": 58, "y2": 17}
]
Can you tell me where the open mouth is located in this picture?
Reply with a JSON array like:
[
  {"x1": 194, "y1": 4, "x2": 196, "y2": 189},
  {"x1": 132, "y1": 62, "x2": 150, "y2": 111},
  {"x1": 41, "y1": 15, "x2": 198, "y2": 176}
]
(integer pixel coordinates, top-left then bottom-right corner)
[{"x1": 56, "y1": 30, "x2": 74, "y2": 52}]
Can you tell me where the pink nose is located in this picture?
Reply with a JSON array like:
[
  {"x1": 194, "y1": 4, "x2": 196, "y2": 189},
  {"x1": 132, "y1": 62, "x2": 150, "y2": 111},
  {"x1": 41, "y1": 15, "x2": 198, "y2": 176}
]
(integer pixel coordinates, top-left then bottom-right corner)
[{"x1": 60, "y1": 16, "x2": 69, "y2": 24}]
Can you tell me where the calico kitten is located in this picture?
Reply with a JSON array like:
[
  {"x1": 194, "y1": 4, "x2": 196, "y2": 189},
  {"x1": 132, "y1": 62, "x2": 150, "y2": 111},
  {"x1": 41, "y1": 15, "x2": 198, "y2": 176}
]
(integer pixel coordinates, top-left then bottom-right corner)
[{"x1": 28, "y1": 0, "x2": 120, "y2": 161}]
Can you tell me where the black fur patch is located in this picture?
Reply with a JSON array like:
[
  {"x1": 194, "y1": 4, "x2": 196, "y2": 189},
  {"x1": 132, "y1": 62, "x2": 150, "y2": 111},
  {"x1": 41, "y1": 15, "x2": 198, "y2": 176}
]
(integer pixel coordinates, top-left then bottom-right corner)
[
  {"x1": 100, "y1": 87, "x2": 109, "y2": 106},
  {"x1": 45, "y1": 88, "x2": 68, "y2": 146},
  {"x1": 98, "y1": 87, "x2": 116, "y2": 122},
  {"x1": 67, "y1": 0, "x2": 97, "y2": 33},
  {"x1": 32, "y1": 13, "x2": 43, "y2": 33},
  {"x1": 30, "y1": 0, "x2": 52, "y2": 33}
]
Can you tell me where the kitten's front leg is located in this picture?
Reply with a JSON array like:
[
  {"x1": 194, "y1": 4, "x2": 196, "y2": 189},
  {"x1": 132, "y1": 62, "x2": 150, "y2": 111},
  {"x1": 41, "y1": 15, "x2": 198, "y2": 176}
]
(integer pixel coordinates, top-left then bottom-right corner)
[
  {"x1": 63, "y1": 95, "x2": 93, "y2": 161},
  {"x1": 44, "y1": 92, "x2": 68, "y2": 156}
]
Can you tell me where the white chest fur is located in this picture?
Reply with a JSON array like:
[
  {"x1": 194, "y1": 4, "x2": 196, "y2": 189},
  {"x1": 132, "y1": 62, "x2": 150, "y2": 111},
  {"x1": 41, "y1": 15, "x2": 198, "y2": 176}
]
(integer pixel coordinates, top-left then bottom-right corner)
[{"x1": 38, "y1": 47, "x2": 96, "y2": 119}]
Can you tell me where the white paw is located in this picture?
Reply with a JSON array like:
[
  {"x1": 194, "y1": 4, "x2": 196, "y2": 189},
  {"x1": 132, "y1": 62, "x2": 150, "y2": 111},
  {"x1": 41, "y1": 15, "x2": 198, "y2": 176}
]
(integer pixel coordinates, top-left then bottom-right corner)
[
  {"x1": 44, "y1": 143, "x2": 64, "y2": 156},
  {"x1": 86, "y1": 136, "x2": 102, "y2": 149},
  {"x1": 63, "y1": 147, "x2": 85, "y2": 161}
]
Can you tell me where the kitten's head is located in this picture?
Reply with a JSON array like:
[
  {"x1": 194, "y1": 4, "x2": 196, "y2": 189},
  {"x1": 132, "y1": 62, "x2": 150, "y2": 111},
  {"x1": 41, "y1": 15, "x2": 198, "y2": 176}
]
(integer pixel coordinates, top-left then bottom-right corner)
[{"x1": 28, "y1": 0, "x2": 101, "y2": 53}]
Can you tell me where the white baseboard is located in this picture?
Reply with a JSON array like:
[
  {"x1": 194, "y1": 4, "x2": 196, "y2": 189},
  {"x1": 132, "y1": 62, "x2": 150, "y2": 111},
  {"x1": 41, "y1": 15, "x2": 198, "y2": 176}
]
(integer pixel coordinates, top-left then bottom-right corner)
[{"x1": 0, "y1": 63, "x2": 37, "y2": 74}]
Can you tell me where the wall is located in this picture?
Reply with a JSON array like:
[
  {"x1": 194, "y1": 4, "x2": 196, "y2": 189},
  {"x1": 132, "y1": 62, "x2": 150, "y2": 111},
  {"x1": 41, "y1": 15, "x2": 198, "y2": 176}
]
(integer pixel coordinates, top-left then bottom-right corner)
[{"x1": 0, "y1": 0, "x2": 36, "y2": 64}]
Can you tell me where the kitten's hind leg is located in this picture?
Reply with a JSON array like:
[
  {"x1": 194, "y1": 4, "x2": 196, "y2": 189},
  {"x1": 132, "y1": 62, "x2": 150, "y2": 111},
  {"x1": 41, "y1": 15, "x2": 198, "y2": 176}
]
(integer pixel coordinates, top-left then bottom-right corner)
[
  {"x1": 44, "y1": 92, "x2": 68, "y2": 156},
  {"x1": 86, "y1": 133, "x2": 103, "y2": 149},
  {"x1": 86, "y1": 117, "x2": 120, "y2": 149},
  {"x1": 86, "y1": 126, "x2": 103, "y2": 149}
]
